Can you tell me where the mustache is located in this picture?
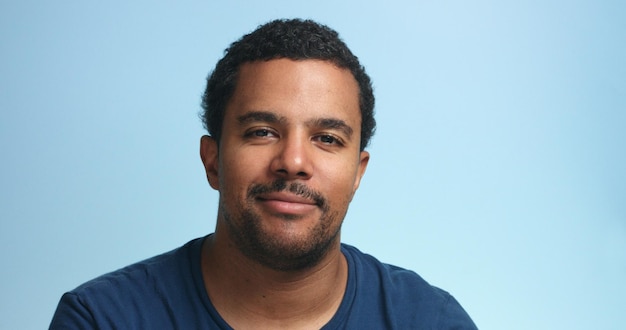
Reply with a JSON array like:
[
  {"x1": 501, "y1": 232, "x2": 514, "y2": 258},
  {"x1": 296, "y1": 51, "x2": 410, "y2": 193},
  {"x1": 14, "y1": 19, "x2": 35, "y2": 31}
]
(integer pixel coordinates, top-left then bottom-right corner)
[{"x1": 248, "y1": 180, "x2": 327, "y2": 208}]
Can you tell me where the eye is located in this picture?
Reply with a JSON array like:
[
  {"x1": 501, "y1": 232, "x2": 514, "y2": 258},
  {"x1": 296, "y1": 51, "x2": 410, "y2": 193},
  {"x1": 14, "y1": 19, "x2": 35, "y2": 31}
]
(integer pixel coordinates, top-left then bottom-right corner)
[
  {"x1": 320, "y1": 135, "x2": 335, "y2": 144},
  {"x1": 315, "y1": 134, "x2": 344, "y2": 146},
  {"x1": 253, "y1": 129, "x2": 271, "y2": 137},
  {"x1": 244, "y1": 128, "x2": 277, "y2": 139}
]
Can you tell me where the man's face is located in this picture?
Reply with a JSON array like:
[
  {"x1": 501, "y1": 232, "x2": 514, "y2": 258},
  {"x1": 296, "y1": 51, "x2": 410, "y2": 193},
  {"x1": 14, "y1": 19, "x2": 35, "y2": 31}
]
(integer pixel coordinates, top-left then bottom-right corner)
[{"x1": 201, "y1": 58, "x2": 369, "y2": 271}]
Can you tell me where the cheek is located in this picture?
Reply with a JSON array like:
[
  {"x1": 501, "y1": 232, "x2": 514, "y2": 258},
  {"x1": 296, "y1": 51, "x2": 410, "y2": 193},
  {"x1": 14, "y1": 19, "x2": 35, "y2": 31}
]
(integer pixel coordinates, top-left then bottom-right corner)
[
  {"x1": 218, "y1": 150, "x2": 264, "y2": 196},
  {"x1": 322, "y1": 162, "x2": 360, "y2": 199},
  {"x1": 218, "y1": 155, "x2": 244, "y2": 196}
]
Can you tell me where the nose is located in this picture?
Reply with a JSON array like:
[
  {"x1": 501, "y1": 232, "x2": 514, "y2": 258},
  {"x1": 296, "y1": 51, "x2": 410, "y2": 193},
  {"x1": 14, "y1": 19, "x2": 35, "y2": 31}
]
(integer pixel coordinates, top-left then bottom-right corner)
[{"x1": 270, "y1": 133, "x2": 313, "y2": 180}]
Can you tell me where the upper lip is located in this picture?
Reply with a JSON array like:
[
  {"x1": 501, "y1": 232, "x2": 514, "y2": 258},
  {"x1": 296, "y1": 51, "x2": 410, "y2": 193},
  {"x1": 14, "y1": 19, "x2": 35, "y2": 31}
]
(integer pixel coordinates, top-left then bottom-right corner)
[{"x1": 257, "y1": 192, "x2": 318, "y2": 205}]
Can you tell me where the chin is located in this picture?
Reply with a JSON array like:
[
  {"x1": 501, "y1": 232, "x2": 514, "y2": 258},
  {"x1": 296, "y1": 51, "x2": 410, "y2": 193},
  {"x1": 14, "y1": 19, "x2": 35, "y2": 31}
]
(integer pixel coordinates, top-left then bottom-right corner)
[{"x1": 222, "y1": 198, "x2": 344, "y2": 271}]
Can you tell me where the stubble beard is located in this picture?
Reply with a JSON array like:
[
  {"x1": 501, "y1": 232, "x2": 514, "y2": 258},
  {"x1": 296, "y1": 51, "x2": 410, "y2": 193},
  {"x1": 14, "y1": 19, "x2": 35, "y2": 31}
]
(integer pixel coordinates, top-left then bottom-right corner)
[{"x1": 221, "y1": 180, "x2": 347, "y2": 272}]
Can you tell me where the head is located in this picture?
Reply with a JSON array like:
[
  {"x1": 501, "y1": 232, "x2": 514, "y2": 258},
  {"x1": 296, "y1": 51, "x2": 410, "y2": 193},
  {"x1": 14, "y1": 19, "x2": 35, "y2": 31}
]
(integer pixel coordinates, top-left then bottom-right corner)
[
  {"x1": 200, "y1": 19, "x2": 374, "y2": 272},
  {"x1": 201, "y1": 18, "x2": 375, "y2": 151}
]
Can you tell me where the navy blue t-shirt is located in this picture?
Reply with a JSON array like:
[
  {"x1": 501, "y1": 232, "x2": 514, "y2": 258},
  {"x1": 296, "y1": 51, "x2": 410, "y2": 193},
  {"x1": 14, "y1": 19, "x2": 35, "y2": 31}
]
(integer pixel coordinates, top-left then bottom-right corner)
[{"x1": 50, "y1": 237, "x2": 477, "y2": 329}]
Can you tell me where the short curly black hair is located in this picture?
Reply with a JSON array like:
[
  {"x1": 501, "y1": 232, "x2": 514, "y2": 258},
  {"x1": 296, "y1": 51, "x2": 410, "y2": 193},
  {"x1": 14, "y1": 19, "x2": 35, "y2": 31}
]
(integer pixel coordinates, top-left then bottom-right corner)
[{"x1": 201, "y1": 19, "x2": 376, "y2": 151}]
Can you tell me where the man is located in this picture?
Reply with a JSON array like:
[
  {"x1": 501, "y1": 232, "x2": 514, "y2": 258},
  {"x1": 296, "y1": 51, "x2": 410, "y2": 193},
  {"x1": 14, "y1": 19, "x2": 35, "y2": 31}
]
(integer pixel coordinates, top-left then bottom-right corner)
[{"x1": 50, "y1": 19, "x2": 477, "y2": 329}]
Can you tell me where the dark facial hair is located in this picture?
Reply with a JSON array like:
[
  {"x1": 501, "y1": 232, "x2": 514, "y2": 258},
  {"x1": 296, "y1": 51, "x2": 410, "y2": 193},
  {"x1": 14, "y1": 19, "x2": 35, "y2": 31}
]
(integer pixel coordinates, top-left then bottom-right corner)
[{"x1": 221, "y1": 179, "x2": 344, "y2": 271}]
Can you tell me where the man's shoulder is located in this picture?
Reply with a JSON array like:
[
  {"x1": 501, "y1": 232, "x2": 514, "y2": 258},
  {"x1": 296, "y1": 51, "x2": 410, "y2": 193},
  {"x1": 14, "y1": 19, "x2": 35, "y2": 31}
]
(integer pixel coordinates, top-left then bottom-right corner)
[
  {"x1": 50, "y1": 237, "x2": 208, "y2": 329},
  {"x1": 339, "y1": 243, "x2": 477, "y2": 329},
  {"x1": 341, "y1": 243, "x2": 443, "y2": 298},
  {"x1": 73, "y1": 237, "x2": 201, "y2": 295}
]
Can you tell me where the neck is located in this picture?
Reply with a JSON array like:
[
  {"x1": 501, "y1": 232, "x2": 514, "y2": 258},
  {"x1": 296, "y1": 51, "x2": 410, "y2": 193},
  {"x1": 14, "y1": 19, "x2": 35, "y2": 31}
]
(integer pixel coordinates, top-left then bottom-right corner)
[{"x1": 201, "y1": 230, "x2": 348, "y2": 329}]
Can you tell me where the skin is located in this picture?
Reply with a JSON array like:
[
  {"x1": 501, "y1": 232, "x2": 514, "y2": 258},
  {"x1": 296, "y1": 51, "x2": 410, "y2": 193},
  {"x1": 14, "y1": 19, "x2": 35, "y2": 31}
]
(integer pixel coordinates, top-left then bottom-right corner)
[{"x1": 199, "y1": 58, "x2": 369, "y2": 329}]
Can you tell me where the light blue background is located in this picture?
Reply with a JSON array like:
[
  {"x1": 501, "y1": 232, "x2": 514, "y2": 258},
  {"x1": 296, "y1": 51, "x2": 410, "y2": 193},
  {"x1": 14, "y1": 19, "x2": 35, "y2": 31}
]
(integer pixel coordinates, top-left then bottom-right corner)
[{"x1": 2, "y1": 1, "x2": 625, "y2": 329}]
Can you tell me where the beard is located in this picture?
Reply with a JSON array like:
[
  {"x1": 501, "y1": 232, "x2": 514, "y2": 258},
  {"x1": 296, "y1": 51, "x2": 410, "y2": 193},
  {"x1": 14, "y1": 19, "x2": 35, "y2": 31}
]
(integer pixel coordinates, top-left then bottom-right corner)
[{"x1": 220, "y1": 179, "x2": 346, "y2": 272}]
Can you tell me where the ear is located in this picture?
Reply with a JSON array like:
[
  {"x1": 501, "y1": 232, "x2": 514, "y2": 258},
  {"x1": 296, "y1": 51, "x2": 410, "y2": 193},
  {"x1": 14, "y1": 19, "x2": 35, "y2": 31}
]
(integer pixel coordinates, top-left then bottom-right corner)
[
  {"x1": 351, "y1": 151, "x2": 370, "y2": 196},
  {"x1": 200, "y1": 135, "x2": 220, "y2": 190}
]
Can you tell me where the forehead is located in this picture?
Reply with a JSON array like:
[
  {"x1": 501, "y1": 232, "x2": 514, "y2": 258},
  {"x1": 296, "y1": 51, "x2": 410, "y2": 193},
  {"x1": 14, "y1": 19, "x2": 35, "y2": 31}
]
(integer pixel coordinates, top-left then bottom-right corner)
[{"x1": 226, "y1": 59, "x2": 361, "y2": 126}]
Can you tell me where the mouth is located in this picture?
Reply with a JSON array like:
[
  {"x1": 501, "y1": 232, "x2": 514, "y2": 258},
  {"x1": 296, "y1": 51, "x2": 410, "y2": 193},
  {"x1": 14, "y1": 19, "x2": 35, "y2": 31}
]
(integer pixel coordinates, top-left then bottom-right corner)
[
  {"x1": 256, "y1": 192, "x2": 320, "y2": 216},
  {"x1": 247, "y1": 180, "x2": 327, "y2": 217}
]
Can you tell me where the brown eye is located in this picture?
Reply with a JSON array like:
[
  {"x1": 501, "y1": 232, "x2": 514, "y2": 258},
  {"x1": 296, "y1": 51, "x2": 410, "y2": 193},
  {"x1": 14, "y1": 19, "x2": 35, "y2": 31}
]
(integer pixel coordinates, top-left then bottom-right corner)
[
  {"x1": 315, "y1": 134, "x2": 344, "y2": 147},
  {"x1": 254, "y1": 129, "x2": 270, "y2": 137},
  {"x1": 245, "y1": 128, "x2": 276, "y2": 138},
  {"x1": 319, "y1": 135, "x2": 336, "y2": 144}
]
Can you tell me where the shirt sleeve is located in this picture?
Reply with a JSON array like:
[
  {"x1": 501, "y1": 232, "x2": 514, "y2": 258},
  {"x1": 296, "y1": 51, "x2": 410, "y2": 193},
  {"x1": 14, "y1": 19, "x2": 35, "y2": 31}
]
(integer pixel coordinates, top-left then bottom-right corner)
[{"x1": 49, "y1": 292, "x2": 96, "y2": 330}]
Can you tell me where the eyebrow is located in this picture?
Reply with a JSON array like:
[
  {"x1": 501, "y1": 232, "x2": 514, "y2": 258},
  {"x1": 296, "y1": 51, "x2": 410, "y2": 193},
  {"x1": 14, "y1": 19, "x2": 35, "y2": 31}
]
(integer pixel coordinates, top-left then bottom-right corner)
[
  {"x1": 307, "y1": 118, "x2": 354, "y2": 139},
  {"x1": 237, "y1": 111, "x2": 286, "y2": 125}
]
